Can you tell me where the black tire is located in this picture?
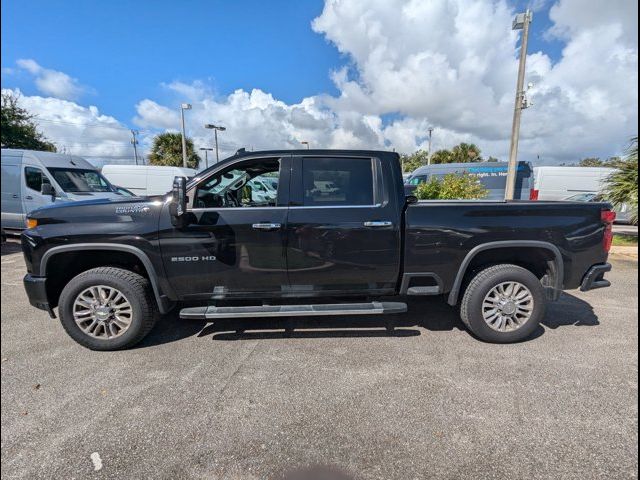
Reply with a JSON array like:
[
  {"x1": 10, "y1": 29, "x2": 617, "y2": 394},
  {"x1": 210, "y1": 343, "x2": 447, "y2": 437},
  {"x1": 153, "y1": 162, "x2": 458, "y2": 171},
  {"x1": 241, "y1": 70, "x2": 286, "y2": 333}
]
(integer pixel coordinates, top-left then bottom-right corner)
[
  {"x1": 58, "y1": 267, "x2": 158, "y2": 350},
  {"x1": 460, "y1": 264, "x2": 546, "y2": 343}
]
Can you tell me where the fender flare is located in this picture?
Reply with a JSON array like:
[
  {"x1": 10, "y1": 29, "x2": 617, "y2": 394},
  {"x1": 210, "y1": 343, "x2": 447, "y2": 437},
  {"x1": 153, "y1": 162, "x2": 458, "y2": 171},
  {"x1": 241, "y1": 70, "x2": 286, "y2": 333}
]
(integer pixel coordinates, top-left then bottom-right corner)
[
  {"x1": 447, "y1": 240, "x2": 564, "y2": 306},
  {"x1": 40, "y1": 243, "x2": 173, "y2": 314}
]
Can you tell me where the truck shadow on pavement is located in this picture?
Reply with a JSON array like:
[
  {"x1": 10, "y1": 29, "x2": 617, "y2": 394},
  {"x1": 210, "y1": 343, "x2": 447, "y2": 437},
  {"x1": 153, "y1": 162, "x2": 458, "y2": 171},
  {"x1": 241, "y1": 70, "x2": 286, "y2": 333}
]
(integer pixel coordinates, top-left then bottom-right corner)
[{"x1": 138, "y1": 292, "x2": 599, "y2": 347}]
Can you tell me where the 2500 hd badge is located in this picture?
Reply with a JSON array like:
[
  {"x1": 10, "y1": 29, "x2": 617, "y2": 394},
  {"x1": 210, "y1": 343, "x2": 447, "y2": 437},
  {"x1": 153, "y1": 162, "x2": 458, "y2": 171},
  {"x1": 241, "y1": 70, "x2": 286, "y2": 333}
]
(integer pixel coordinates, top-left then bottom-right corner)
[{"x1": 171, "y1": 256, "x2": 217, "y2": 262}]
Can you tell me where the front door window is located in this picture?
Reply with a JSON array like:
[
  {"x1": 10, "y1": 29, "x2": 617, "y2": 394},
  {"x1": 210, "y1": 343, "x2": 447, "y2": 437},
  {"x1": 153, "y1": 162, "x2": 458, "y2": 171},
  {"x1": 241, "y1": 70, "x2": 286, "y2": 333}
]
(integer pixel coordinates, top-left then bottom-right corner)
[{"x1": 195, "y1": 158, "x2": 280, "y2": 209}]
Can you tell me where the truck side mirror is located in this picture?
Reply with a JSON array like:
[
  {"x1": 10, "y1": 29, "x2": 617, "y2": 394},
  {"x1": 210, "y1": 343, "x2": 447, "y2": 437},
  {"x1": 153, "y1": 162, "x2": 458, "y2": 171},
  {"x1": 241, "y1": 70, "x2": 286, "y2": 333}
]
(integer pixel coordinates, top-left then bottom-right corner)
[
  {"x1": 41, "y1": 182, "x2": 55, "y2": 199},
  {"x1": 406, "y1": 195, "x2": 418, "y2": 205},
  {"x1": 170, "y1": 176, "x2": 187, "y2": 227}
]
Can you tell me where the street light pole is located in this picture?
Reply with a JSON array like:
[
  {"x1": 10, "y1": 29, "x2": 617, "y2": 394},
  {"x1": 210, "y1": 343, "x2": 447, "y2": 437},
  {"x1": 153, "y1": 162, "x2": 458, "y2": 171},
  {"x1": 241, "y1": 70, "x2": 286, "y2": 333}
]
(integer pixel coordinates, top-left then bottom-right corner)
[
  {"x1": 130, "y1": 129, "x2": 139, "y2": 165},
  {"x1": 180, "y1": 103, "x2": 192, "y2": 168},
  {"x1": 427, "y1": 127, "x2": 434, "y2": 165},
  {"x1": 214, "y1": 129, "x2": 219, "y2": 162},
  {"x1": 205, "y1": 124, "x2": 226, "y2": 163},
  {"x1": 301, "y1": 141, "x2": 310, "y2": 149},
  {"x1": 505, "y1": 10, "x2": 532, "y2": 200},
  {"x1": 199, "y1": 147, "x2": 213, "y2": 169}
]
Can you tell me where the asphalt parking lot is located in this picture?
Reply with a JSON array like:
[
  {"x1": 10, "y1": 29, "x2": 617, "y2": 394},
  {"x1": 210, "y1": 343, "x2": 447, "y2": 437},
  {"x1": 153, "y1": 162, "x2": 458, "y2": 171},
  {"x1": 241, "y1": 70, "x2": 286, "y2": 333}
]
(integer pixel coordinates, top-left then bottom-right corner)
[{"x1": 1, "y1": 240, "x2": 638, "y2": 480}]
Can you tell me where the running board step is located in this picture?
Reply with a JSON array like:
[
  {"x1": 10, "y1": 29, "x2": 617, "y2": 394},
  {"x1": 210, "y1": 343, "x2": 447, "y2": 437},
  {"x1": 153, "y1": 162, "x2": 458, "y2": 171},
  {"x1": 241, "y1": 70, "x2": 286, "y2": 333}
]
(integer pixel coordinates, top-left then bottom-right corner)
[
  {"x1": 180, "y1": 302, "x2": 407, "y2": 320},
  {"x1": 406, "y1": 286, "x2": 441, "y2": 295}
]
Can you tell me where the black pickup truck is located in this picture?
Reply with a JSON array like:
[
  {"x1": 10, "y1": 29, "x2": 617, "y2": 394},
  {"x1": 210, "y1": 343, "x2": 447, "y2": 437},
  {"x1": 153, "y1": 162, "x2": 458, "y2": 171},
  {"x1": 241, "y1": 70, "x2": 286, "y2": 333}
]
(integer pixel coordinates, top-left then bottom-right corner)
[{"x1": 21, "y1": 149, "x2": 615, "y2": 350}]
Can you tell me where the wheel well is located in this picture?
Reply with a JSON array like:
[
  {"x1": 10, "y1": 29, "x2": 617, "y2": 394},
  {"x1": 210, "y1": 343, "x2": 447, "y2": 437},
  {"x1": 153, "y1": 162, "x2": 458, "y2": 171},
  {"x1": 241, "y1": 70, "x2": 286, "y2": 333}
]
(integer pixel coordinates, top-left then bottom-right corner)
[
  {"x1": 45, "y1": 250, "x2": 149, "y2": 309},
  {"x1": 452, "y1": 246, "x2": 560, "y2": 305}
]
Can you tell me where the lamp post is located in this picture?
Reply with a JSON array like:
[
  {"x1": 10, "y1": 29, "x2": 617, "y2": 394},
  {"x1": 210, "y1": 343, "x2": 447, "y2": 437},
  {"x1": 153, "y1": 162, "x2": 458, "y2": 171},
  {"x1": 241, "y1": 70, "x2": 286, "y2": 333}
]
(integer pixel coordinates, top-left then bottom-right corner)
[
  {"x1": 199, "y1": 147, "x2": 214, "y2": 169},
  {"x1": 204, "y1": 124, "x2": 226, "y2": 163},
  {"x1": 505, "y1": 10, "x2": 532, "y2": 200},
  {"x1": 130, "y1": 129, "x2": 140, "y2": 165},
  {"x1": 427, "y1": 127, "x2": 434, "y2": 165},
  {"x1": 301, "y1": 141, "x2": 310, "y2": 149},
  {"x1": 180, "y1": 103, "x2": 192, "y2": 168}
]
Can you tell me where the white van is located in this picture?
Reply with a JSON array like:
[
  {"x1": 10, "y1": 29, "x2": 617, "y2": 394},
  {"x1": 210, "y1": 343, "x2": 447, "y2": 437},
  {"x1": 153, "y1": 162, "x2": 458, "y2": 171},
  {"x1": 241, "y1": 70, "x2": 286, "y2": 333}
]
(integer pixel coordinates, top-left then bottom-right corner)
[
  {"x1": 531, "y1": 166, "x2": 614, "y2": 201},
  {"x1": 101, "y1": 165, "x2": 197, "y2": 196},
  {"x1": 1, "y1": 149, "x2": 123, "y2": 232}
]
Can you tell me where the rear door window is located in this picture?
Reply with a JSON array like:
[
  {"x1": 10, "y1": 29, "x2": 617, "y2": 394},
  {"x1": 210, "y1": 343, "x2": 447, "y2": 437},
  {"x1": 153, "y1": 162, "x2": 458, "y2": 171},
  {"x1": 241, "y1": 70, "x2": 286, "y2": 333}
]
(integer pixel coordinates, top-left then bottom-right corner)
[
  {"x1": 24, "y1": 167, "x2": 44, "y2": 192},
  {"x1": 302, "y1": 157, "x2": 374, "y2": 206}
]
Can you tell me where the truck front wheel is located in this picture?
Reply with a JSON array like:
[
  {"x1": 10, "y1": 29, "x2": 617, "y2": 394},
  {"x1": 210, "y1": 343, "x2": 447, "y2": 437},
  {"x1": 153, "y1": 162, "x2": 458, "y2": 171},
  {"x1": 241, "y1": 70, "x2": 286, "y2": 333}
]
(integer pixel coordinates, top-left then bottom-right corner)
[
  {"x1": 460, "y1": 264, "x2": 546, "y2": 343},
  {"x1": 58, "y1": 267, "x2": 158, "y2": 350}
]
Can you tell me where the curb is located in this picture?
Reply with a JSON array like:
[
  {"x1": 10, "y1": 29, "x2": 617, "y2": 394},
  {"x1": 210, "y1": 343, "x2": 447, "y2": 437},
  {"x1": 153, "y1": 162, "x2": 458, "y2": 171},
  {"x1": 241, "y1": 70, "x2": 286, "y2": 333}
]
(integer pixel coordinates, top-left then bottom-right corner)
[{"x1": 610, "y1": 246, "x2": 638, "y2": 261}]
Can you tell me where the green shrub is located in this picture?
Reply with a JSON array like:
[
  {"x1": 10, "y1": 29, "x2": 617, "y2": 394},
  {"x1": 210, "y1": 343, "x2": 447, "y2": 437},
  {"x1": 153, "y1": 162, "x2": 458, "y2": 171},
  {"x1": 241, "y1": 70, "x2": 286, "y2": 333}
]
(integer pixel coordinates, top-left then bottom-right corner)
[{"x1": 414, "y1": 173, "x2": 488, "y2": 200}]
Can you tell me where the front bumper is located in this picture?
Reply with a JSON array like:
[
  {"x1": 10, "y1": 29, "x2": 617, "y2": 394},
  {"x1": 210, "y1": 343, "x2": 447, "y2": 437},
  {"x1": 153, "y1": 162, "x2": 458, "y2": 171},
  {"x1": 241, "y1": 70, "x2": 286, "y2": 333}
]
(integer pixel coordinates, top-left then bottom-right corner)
[
  {"x1": 580, "y1": 263, "x2": 612, "y2": 292},
  {"x1": 23, "y1": 274, "x2": 56, "y2": 318}
]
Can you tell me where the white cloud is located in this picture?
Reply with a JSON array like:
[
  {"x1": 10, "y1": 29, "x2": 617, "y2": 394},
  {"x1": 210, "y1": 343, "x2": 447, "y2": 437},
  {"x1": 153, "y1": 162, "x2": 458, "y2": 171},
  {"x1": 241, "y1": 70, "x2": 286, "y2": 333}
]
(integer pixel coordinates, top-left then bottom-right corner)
[
  {"x1": 309, "y1": 0, "x2": 637, "y2": 162},
  {"x1": 2, "y1": 88, "x2": 136, "y2": 164},
  {"x1": 132, "y1": 0, "x2": 636, "y2": 164},
  {"x1": 4, "y1": 0, "x2": 637, "y2": 166},
  {"x1": 16, "y1": 59, "x2": 86, "y2": 101}
]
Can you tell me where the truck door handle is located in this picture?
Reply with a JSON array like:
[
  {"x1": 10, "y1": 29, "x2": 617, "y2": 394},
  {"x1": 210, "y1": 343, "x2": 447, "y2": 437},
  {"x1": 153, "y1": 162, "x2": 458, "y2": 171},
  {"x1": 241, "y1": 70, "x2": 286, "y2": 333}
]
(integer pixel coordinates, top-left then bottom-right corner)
[
  {"x1": 252, "y1": 223, "x2": 282, "y2": 231},
  {"x1": 25, "y1": 195, "x2": 33, "y2": 200},
  {"x1": 364, "y1": 221, "x2": 392, "y2": 228},
  {"x1": 12, "y1": 194, "x2": 19, "y2": 198}
]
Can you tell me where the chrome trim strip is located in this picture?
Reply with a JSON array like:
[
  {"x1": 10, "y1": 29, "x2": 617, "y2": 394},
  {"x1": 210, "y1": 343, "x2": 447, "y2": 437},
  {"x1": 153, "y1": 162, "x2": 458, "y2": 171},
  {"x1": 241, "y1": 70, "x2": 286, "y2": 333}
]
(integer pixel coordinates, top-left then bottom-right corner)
[
  {"x1": 289, "y1": 204, "x2": 383, "y2": 210},
  {"x1": 189, "y1": 206, "x2": 288, "y2": 212}
]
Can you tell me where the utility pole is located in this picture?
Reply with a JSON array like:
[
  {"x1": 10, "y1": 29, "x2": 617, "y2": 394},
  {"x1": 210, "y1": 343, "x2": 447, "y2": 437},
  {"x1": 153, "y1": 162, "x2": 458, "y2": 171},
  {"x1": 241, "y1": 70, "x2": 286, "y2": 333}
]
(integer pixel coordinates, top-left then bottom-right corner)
[
  {"x1": 427, "y1": 127, "x2": 434, "y2": 165},
  {"x1": 204, "y1": 124, "x2": 226, "y2": 163},
  {"x1": 505, "y1": 10, "x2": 532, "y2": 200},
  {"x1": 180, "y1": 103, "x2": 192, "y2": 168},
  {"x1": 130, "y1": 129, "x2": 140, "y2": 165}
]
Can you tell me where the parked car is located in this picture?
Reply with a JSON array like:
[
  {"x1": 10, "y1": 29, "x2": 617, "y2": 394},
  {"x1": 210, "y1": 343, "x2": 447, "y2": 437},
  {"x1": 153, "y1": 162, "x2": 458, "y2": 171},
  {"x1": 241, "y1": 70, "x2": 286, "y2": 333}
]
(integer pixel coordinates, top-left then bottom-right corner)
[
  {"x1": 101, "y1": 165, "x2": 197, "y2": 196},
  {"x1": 21, "y1": 149, "x2": 614, "y2": 350},
  {"x1": 1, "y1": 149, "x2": 122, "y2": 233},
  {"x1": 564, "y1": 192, "x2": 633, "y2": 224},
  {"x1": 405, "y1": 161, "x2": 534, "y2": 200},
  {"x1": 531, "y1": 166, "x2": 615, "y2": 201}
]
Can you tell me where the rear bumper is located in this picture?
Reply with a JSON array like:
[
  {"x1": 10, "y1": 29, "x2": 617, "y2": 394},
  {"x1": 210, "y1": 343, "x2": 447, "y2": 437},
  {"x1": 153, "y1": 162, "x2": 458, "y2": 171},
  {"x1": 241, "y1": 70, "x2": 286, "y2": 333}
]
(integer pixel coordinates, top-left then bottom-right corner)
[
  {"x1": 580, "y1": 263, "x2": 612, "y2": 292},
  {"x1": 23, "y1": 274, "x2": 56, "y2": 318}
]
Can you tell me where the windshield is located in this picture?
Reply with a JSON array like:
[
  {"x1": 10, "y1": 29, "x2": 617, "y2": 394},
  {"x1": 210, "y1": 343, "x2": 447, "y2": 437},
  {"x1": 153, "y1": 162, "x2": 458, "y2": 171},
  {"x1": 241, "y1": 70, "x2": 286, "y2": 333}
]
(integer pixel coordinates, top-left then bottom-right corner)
[
  {"x1": 407, "y1": 176, "x2": 427, "y2": 185},
  {"x1": 47, "y1": 168, "x2": 114, "y2": 193},
  {"x1": 565, "y1": 193, "x2": 597, "y2": 202}
]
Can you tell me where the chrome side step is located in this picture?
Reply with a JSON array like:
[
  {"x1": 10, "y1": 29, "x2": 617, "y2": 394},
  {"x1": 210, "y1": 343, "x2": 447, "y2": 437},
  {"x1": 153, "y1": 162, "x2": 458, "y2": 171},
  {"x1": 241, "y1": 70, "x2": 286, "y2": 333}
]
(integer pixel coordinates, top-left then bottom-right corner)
[
  {"x1": 180, "y1": 302, "x2": 407, "y2": 320},
  {"x1": 406, "y1": 286, "x2": 441, "y2": 295}
]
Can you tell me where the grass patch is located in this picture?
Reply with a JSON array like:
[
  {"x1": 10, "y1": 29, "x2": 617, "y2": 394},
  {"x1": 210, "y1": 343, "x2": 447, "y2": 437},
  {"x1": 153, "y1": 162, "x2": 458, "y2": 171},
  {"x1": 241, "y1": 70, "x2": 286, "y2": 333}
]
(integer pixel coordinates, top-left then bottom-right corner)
[{"x1": 613, "y1": 234, "x2": 638, "y2": 247}]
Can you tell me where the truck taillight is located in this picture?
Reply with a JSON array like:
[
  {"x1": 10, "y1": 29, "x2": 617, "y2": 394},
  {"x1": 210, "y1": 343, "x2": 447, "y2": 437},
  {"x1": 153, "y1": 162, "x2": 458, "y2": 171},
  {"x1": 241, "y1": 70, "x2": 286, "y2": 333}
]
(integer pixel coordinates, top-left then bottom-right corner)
[
  {"x1": 602, "y1": 210, "x2": 616, "y2": 253},
  {"x1": 529, "y1": 189, "x2": 539, "y2": 201}
]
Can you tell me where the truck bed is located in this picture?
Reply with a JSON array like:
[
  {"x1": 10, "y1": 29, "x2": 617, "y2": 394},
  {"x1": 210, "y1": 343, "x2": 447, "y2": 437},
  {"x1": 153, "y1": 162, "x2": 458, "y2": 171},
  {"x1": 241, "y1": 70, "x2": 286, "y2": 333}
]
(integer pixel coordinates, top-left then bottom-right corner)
[{"x1": 404, "y1": 200, "x2": 610, "y2": 299}]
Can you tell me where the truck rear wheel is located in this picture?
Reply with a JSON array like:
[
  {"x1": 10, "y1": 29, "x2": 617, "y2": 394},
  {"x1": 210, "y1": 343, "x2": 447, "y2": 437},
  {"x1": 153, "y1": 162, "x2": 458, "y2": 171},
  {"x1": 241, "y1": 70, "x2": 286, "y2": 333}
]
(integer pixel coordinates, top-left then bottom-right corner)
[
  {"x1": 460, "y1": 264, "x2": 546, "y2": 343},
  {"x1": 58, "y1": 267, "x2": 158, "y2": 350}
]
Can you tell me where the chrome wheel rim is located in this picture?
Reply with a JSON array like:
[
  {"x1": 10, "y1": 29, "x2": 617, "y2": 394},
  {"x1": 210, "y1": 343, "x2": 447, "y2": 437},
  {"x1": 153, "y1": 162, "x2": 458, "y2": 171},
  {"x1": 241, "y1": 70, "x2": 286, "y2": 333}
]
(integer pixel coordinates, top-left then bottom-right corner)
[
  {"x1": 482, "y1": 281, "x2": 534, "y2": 332},
  {"x1": 72, "y1": 285, "x2": 133, "y2": 339}
]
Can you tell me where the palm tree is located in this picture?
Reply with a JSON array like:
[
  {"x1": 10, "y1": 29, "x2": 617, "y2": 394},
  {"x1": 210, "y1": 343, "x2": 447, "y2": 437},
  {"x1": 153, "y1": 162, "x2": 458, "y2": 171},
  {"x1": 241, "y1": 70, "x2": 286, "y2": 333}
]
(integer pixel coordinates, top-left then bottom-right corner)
[
  {"x1": 604, "y1": 137, "x2": 638, "y2": 224},
  {"x1": 429, "y1": 143, "x2": 482, "y2": 164},
  {"x1": 148, "y1": 132, "x2": 200, "y2": 169},
  {"x1": 450, "y1": 143, "x2": 482, "y2": 163}
]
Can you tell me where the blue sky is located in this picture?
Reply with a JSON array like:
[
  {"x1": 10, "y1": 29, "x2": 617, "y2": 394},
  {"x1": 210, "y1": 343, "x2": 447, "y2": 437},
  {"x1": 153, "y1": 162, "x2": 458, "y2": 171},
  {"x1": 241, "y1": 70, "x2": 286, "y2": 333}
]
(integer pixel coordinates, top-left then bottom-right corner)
[
  {"x1": 1, "y1": 1, "x2": 636, "y2": 164},
  {"x1": 2, "y1": 0, "x2": 340, "y2": 120}
]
